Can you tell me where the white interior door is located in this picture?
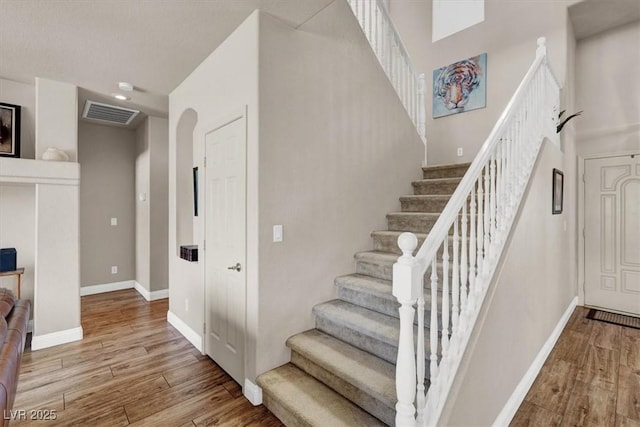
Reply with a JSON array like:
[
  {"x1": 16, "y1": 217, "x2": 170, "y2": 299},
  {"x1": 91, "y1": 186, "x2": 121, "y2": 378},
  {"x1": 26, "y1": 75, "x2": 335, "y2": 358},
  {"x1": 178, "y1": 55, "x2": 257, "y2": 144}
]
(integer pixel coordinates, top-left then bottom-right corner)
[
  {"x1": 584, "y1": 154, "x2": 640, "y2": 316},
  {"x1": 204, "y1": 116, "x2": 246, "y2": 384}
]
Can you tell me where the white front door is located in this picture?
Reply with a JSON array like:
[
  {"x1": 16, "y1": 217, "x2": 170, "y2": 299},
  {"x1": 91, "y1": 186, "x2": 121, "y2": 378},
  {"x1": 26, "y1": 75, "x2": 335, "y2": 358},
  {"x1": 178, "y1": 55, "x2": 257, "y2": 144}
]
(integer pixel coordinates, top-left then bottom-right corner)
[
  {"x1": 204, "y1": 116, "x2": 246, "y2": 384},
  {"x1": 584, "y1": 154, "x2": 640, "y2": 316}
]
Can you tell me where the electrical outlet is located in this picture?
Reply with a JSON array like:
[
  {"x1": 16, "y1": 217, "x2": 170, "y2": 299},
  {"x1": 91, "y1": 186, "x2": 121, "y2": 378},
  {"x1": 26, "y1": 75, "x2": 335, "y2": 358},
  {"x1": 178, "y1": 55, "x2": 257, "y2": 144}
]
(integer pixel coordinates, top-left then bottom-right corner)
[
  {"x1": 185, "y1": 298, "x2": 189, "y2": 312},
  {"x1": 111, "y1": 217, "x2": 118, "y2": 226},
  {"x1": 111, "y1": 266, "x2": 118, "y2": 274},
  {"x1": 457, "y1": 147, "x2": 464, "y2": 157}
]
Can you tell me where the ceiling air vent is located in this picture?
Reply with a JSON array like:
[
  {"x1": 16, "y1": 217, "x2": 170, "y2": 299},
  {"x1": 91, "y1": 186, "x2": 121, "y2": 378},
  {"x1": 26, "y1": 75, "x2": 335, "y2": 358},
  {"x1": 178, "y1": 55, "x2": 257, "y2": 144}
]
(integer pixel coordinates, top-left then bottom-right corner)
[{"x1": 82, "y1": 100, "x2": 140, "y2": 125}]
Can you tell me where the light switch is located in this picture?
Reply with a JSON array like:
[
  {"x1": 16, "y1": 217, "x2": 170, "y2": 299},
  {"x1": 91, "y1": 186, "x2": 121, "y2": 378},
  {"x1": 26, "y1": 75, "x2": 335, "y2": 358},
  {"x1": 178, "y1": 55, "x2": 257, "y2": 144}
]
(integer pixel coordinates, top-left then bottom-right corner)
[
  {"x1": 111, "y1": 217, "x2": 118, "y2": 226},
  {"x1": 273, "y1": 225, "x2": 283, "y2": 243}
]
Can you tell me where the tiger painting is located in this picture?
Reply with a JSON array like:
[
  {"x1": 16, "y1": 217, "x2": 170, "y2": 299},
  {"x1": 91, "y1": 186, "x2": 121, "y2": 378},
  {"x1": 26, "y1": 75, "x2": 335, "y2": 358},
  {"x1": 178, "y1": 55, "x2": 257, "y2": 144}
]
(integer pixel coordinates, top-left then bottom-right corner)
[{"x1": 433, "y1": 53, "x2": 487, "y2": 118}]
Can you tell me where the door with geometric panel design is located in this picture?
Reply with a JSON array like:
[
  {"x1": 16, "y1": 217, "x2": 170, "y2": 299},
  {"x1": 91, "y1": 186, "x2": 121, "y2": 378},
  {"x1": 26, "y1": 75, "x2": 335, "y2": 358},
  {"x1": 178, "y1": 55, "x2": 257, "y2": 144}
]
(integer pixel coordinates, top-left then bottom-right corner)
[{"x1": 584, "y1": 154, "x2": 640, "y2": 316}]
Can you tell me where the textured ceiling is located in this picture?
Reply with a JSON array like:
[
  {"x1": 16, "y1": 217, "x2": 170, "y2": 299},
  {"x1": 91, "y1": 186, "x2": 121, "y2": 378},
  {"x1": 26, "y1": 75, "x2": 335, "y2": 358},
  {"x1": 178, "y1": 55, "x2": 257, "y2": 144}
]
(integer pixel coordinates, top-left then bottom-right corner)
[{"x1": 0, "y1": 0, "x2": 335, "y2": 118}]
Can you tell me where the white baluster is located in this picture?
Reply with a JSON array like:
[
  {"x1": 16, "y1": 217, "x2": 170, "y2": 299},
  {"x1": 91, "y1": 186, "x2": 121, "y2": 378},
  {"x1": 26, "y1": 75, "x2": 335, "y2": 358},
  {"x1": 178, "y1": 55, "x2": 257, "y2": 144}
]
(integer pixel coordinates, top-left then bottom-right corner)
[
  {"x1": 476, "y1": 176, "x2": 484, "y2": 283},
  {"x1": 442, "y1": 237, "x2": 450, "y2": 357},
  {"x1": 429, "y1": 257, "x2": 439, "y2": 384},
  {"x1": 489, "y1": 153, "x2": 496, "y2": 259},
  {"x1": 483, "y1": 163, "x2": 491, "y2": 273},
  {"x1": 468, "y1": 184, "x2": 476, "y2": 308},
  {"x1": 416, "y1": 291, "x2": 426, "y2": 424},
  {"x1": 393, "y1": 233, "x2": 421, "y2": 427},
  {"x1": 495, "y1": 143, "x2": 502, "y2": 237},
  {"x1": 460, "y1": 200, "x2": 468, "y2": 327},
  {"x1": 452, "y1": 218, "x2": 460, "y2": 337}
]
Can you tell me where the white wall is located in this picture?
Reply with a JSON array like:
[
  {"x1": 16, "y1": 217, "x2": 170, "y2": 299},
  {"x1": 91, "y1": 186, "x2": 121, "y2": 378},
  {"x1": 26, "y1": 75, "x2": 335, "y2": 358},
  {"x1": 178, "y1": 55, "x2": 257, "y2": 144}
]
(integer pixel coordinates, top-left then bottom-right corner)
[
  {"x1": 79, "y1": 122, "x2": 136, "y2": 287},
  {"x1": 35, "y1": 78, "x2": 78, "y2": 161},
  {"x1": 389, "y1": 0, "x2": 571, "y2": 165},
  {"x1": 0, "y1": 78, "x2": 36, "y2": 159},
  {"x1": 575, "y1": 20, "x2": 640, "y2": 156},
  {"x1": 441, "y1": 141, "x2": 576, "y2": 426},
  {"x1": 0, "y1": 184, "x2": 35, "y2": 308},
  {"x1": 136, "y1": 121, "x2": 151, "y2": 291}
]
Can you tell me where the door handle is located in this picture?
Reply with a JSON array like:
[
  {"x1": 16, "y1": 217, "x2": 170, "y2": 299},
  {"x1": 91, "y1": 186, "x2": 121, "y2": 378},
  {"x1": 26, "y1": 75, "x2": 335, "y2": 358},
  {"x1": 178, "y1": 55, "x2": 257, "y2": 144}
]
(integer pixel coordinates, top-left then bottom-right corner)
[{"x1": 227, "y1": 263, "x2": 242, "y2": 272}]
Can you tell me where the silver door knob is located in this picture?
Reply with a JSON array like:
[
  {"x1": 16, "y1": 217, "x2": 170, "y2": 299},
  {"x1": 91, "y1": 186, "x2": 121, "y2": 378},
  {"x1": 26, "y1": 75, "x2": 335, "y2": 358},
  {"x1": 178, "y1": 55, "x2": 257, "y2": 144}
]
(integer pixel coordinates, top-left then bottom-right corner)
[{"x1": 227, "y1": 263, "x2": 242, "y2": 272}]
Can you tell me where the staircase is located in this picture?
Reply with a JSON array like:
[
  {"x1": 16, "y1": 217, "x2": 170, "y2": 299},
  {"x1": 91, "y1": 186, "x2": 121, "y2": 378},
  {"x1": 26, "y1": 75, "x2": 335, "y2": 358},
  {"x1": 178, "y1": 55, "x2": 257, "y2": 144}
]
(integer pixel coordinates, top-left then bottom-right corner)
[{"x1": 257, "y1": 162, "x2": 470, "y2": 426}]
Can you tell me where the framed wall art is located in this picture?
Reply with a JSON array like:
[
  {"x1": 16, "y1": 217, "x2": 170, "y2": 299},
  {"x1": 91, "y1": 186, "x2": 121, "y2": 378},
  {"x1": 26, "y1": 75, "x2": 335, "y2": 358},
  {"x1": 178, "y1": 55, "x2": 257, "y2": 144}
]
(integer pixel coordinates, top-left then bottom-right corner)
[
  {"x1": 552, "y1": 168, "x2": 564, "y2": 214},
  {"x1": 0, "y1": 102, "x2": 21, "y2": 158},
  {"x1": 433, "y1": 53, "x2": 487, "y2": 119},
  {"x1": 193, "y1": 167, "x2": 199, "y2": 217}
]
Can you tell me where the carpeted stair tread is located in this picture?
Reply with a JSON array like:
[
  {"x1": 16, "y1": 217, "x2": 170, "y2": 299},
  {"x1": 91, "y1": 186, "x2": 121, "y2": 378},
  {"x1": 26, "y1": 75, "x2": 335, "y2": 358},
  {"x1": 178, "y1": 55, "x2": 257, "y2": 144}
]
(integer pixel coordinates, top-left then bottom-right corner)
[
  {"x1": 287, "y1": 329, "x2": 396, "y2": 424},
  {"x1": 371, "y1": 230, "x2": 427, "y2": 254},
  {"x1": 256, "y1": 363, "x2": 386, "y2": 427},
  {"x1": 336, "y1": 273, "x2": 444, "y2": 323},
  {"x1": 422, "y1": 162, "x2": 471, "y2": 179},
  {"x1": 313, "y1": 299, "x2": 430, "y2": 365},
  {"x1": 386, "y1": 212, "x2": 441, "y2": 233},
  {"x1": 412, "y1": 178, "x2": 461, "y2": 195},
  {"x1": 399, "y1": 195, "x2": 452, "y2": 213},
  {"x1": 354, "y1": 251, "x2": 397, "y2": 281},
  {"x1": 355, "y1": 250, "x2": 450, "y2": 285}
]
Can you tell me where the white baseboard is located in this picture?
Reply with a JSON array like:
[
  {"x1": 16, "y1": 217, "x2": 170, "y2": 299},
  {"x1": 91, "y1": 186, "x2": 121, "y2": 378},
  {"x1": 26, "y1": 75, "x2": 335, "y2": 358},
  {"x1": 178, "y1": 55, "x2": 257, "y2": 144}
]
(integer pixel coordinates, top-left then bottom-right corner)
[
  {"x1": 493, "y1": 296, "x2": 578, "y2": 426},
  {"x1": 244, "y1": 378, "x2": 263, "y2": 406},
  {"x1": 167, "y1": 310, "x2": 202, "y2": 352},
  {"x1": 134, "y1": 281, "x2": 168, "y2": 301},
  {"x1": 80, "y1": 280, "x2": 135, "y2": 296},
  {"x1": 31, "y1": 326, "x2": 84, "y2": 351}
]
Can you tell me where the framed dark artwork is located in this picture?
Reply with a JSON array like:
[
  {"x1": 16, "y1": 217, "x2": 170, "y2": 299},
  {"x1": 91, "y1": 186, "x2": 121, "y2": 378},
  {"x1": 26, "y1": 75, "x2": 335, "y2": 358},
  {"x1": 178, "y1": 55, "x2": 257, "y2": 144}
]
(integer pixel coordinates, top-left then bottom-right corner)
[
  {"x1": 0, "y1": 102, "x2": 21, "y2": 158},
  {"x1": 193, "y1": 167, "x2": 199, "y2": 217},
  {"x1": 552, "y1": 168, "x2": 564, "y2": 214}
]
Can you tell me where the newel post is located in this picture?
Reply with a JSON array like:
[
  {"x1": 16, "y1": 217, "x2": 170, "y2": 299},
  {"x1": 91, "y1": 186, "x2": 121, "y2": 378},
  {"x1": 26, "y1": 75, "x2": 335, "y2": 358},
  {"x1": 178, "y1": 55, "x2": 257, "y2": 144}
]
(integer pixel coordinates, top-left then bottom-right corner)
[
  {"x1": 536, "y1": 37, "x2": 547, "y2": 59},
  {"x1": 393, "y1": 233, "x2": 422, "y2": 427}
]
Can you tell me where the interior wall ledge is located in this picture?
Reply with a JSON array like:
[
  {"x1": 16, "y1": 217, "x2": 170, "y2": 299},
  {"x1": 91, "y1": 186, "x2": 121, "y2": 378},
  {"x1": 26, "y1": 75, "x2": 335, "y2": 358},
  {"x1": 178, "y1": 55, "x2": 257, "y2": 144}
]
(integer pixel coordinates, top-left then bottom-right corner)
[{"x1": 0, "y1": 158, "x2": 80, "y2": 185}]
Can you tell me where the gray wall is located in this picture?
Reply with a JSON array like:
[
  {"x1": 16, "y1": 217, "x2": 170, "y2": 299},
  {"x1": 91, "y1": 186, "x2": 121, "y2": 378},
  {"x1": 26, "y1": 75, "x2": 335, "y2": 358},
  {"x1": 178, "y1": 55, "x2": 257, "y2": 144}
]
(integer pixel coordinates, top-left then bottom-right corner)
[
  {"x1": 575, "y1": 20, "x2": 640, "y2": 156},
  {"x1": 255, "y1": 2, "x2": 424, "y2": 376},
  {"x1": 0, "y1": 78, "x2": 36, "y2": 159},
  {"x1": 441, "y1": 141, "x2": 577, "y2": 426},
  {"x1": 79, "y1": 121, "x2": 136, "y2": 286},
  {"x1": 169, "y1": 6, "x2": 424, "y2": 382},
  {"x1": 136, "y1": 116, "x2": 169, "y2": 292},
  {"x1": 0, "y1": 79, "x2": 37, "y2": 304},
  {"x1": 148, "y1": 117, "x2": 169, "y2": 292},
  {"x1": 0, "y1": 184, "x2": 35, "y2": 312}
]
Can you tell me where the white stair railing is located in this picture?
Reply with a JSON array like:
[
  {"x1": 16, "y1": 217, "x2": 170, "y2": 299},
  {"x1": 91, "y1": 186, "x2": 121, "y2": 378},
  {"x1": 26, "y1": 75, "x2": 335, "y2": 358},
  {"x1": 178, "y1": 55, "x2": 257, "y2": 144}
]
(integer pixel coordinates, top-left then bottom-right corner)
[
  {"x1": 392, "y1": 38, "x2": 561, "y2": 426},
  {"x1": 346, "y1": 0, "x2": 427, "y2": 154}
]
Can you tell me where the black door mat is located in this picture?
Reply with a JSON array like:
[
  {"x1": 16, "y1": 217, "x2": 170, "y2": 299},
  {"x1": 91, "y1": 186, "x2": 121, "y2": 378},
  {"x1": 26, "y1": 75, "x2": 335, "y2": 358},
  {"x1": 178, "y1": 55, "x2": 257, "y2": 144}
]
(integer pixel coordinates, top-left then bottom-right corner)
[{"x1": 586, "y1": 308, "x2": 640, "y2": 330}]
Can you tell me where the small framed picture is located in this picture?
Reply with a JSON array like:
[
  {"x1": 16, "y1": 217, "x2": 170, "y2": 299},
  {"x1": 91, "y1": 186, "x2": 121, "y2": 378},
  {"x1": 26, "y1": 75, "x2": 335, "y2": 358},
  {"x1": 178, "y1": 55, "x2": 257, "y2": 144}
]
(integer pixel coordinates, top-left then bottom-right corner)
[
  {"x1": 552, "y1": 168, "x2": 564, "y2": 214},
  {"x1": 193, "y1": 167, "x2": 199, "y2": 217},
  {"x1": 0, "y1": 102, "x2": 21, "y2": 158}
]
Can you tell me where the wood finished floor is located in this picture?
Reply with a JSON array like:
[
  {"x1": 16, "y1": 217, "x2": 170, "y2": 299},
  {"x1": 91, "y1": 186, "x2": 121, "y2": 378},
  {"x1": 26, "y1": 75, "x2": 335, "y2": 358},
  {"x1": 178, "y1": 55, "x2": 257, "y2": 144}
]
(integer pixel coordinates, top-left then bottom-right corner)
[
  {"x1": 511, "y1": 306, "x2": 640, "y2": 427},
  {"x1": 14, "y1": 289, "x2": 284, "y2": 426}
]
